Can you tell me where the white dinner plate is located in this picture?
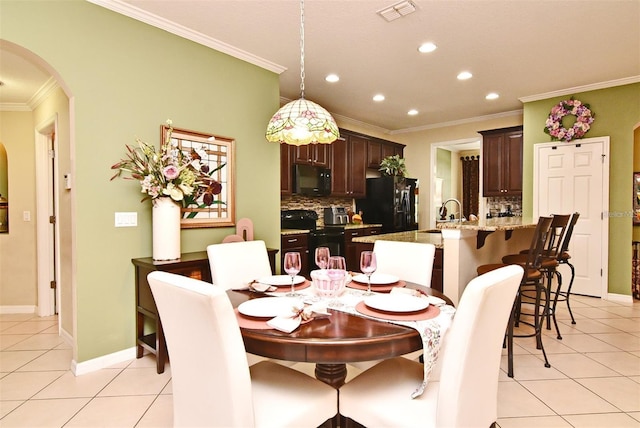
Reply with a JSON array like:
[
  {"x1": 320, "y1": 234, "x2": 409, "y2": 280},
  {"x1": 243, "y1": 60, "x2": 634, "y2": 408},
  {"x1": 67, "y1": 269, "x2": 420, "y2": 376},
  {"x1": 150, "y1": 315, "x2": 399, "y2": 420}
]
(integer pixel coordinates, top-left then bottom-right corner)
[
  {"x1": 238, "y1": 297, "x2": 304, "y2": 318},
  {"x1": 258, "y1": 275, "x2": 305, "y2": 287},
  {"x1": 364, "y1": 294, "x2": 429, "y2": 313},
  {"x1": 352, "y1": 273, "x2": 399, "y2": 285}
]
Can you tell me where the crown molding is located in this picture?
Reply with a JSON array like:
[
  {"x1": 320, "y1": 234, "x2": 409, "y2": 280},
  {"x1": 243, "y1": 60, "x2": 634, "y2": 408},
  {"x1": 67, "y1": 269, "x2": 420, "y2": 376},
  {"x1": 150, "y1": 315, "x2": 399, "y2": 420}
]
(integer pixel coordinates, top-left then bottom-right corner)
[
  {"x1": 389, "y1": 110, "x2": 524, "y2": 135},
  {"x1": 87, "y1": 0, "x2": 287, "y2": 74},
  {"x1": 27, "y1": 77, "x2": 59, "y2": 110},
  {"x1": 0, "y1": 103, "x2": 31, "y2": 112},
  {"x1": 519, "y1": 76, "x2": 640, "y2": 103}
]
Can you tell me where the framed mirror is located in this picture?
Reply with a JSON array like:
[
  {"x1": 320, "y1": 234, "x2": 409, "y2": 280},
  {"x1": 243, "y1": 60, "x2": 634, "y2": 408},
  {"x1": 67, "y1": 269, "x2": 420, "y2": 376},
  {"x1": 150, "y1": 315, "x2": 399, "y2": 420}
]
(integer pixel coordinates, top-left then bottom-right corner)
[{"x1": 162, "y1": 125, "x2": 235, "y2": 228}]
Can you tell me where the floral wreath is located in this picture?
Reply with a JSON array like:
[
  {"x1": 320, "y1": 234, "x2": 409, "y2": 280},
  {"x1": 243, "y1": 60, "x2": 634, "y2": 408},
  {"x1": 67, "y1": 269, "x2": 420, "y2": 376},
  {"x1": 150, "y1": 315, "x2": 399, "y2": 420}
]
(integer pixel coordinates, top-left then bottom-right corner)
[{"x1": 544, "y1": 97, "x2": 595, "y2": 142}]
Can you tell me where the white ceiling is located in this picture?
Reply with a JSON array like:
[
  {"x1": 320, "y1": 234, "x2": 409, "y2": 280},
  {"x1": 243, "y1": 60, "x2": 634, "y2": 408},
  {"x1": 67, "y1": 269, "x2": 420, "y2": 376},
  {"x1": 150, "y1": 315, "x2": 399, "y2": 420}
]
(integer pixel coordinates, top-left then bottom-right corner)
[{"x1": 2, "y1": 0, "x2": 639, "y2": 133}]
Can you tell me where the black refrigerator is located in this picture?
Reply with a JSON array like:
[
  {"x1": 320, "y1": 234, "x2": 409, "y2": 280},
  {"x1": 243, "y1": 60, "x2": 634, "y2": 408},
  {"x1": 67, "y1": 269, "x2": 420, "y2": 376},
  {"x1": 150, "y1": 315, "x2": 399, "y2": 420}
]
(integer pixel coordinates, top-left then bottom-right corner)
[{"x1": 356, "y1": 177, "x2": 418, "y2": 233}]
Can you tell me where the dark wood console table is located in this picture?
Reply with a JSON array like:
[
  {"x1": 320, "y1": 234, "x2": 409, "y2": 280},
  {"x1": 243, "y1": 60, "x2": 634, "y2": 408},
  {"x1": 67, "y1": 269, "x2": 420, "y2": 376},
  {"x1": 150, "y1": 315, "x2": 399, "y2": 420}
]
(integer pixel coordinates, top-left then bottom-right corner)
[{"x1": 132, "y1": 249, "x2": 278, "y2": 373}]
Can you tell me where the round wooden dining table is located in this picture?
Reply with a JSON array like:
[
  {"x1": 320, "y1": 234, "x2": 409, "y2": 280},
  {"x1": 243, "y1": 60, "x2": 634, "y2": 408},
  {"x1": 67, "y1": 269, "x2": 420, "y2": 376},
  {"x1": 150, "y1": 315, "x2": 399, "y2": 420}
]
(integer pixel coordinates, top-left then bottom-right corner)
[{"x1": 227, "y1": 283, "x2": 453, "y2": 388}]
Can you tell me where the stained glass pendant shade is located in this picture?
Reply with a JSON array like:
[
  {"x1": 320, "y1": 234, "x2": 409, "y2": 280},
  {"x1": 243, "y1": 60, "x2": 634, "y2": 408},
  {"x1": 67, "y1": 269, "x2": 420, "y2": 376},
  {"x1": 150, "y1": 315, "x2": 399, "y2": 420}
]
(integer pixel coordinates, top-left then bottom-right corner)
[
  {"x1": 265, "y1": 0, "x2": 339, "y2": 146},
  {"x1": 266, "y1": 98, "x2": 339, "y2": 145}
]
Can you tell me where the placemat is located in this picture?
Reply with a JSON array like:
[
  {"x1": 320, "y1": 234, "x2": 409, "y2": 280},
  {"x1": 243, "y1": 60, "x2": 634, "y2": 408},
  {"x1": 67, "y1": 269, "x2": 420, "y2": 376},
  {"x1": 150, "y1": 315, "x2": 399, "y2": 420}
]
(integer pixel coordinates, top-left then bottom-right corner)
[
  {"x1": 269, "y1": 279, "x2": 312, "y2": 294},
  {"x1": 234, "y1": 309, "x2": 273, "y2": 330},
  {"x1": 355, "y1": 301, "x2": 440, "y2": 321},
  {"x1": 347, "y1": 280, "x2": 406, "y2": 292}
]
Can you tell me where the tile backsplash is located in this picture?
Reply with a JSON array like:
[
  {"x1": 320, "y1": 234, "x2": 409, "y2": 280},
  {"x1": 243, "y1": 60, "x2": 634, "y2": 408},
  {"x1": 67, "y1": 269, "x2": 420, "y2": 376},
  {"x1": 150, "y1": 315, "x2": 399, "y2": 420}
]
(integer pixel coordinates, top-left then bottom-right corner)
[
  {"x1": 485, "y1": 196, "x2": 522, "y2": 217},
  {"x1": 281, "y1": 195, "x2": 355, "y2": 227}
]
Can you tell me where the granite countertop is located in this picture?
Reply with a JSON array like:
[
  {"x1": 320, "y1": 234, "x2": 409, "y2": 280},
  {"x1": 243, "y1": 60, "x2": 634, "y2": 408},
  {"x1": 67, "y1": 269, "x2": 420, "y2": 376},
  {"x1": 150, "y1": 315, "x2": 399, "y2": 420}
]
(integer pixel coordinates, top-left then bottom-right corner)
[
  {"x1": 281, "y1": 228, "x2": 312, "y2": 236},
  {"x1": 351, "y1": 230, "x2": 443, "y2": 248},
  {"x1": 436, "y1": 217, "x2": 537, "y2": 231},
  {"x1": 344, "y1": 223, "x2": 382, "y2": 230},
  {"x1": 281, "y1": 224, "x2": 383, "y2": 236}
]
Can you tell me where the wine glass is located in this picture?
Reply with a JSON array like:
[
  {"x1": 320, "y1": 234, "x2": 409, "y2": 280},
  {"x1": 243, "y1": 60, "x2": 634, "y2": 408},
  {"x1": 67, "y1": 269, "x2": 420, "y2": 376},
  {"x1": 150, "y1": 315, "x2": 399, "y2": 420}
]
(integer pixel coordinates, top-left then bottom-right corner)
[
  {"x1": 326, "y1": 256, "x2": 347, "y2": 307},
  {"x1": 360, "y1": 251, "x2": 377, "y2": 295},
  {"x1": 315, "y1": 247, "x2": 331, "y2": 270},
  {"x1": 283, "y1": 251, "x2": 302, "y2": 297}
]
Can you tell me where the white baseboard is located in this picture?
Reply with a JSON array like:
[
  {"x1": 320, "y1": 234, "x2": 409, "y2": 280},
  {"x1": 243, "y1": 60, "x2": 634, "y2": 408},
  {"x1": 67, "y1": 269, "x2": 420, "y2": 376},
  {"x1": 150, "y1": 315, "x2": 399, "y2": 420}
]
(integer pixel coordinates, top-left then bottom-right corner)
[
  {"x1": 0, "y1": 305, "x2": 37, "y2": 314},
  {"x1": 605, "y1": 293, "x2": 635, "y2": 304},
  {"x1": 72, "y1": 347, "x2": 137, "y2": 376}
]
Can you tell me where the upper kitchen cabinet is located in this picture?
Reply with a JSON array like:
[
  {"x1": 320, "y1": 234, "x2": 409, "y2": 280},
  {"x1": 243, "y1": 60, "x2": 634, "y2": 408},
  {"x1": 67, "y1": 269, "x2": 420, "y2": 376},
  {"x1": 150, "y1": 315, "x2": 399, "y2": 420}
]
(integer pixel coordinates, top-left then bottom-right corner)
[
  {"x1": 280, "y1": 144, "x2": 294, "y2": 195},
  {"x1": 293, "y1": 143, "x2": 329, "y2": 167},
  {"x1": 367, "y1": 139, "x2": 405, "y2": 169},
  {"x1": 332, "y1": 130, "x2": 368, "y2": 198},
  {"x1": 480, "y1": 126, "x2": 523, "y2": 197}
]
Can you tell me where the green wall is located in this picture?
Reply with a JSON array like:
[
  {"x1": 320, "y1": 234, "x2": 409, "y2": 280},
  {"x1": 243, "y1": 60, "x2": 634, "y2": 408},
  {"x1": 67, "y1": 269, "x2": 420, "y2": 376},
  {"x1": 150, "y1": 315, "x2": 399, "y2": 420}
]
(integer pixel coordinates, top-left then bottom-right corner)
[
  {"x1": 523, "y1": 83, "x2": 640, "y2": 296},
  {"x1": 436, "y1": 148, "x2": 452, "y2": 201},
  {"x1": 1, "y1": 0, "x2": 281, "y2": 362}
]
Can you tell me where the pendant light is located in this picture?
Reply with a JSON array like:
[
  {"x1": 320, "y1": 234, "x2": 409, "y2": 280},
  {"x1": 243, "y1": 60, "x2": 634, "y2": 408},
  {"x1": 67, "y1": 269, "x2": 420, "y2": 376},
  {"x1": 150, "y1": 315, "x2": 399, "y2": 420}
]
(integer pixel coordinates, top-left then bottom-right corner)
[{"x1": 265, "y1": 0, "x2": 339, "y2": 146}]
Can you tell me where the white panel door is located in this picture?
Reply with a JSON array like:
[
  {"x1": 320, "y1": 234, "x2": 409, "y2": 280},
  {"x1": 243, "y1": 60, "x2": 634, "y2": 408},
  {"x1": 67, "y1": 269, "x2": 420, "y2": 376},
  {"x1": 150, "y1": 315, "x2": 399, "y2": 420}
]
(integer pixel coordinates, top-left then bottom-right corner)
[{"x1": 535, "y1": 138, "x2": 609, "y2": 297}]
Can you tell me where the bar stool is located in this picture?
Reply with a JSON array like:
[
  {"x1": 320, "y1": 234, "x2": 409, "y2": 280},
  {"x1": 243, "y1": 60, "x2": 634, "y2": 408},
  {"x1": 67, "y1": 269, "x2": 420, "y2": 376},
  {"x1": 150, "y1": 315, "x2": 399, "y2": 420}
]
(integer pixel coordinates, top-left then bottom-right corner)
[
  {"x1": 503, "y1": 214, "x2": 571, "y2": 338},
  {"x1": 550, "y1": 212, "x2": 580, "y2": 337},
  {"x1": 477, "y1": 216, "x2": 553, "y2": 377}
]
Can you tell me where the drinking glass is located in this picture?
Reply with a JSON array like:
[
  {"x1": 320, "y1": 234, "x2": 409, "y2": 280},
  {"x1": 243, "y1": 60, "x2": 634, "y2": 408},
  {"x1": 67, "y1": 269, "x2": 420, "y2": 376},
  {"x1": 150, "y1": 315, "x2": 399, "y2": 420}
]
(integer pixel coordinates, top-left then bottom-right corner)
[
  {"x1": 283, "y1": 251, "x2": 302, "y2": 297},
  {"x1": 359, "y1": 251, "x2": 377, "y2": 295},
  {"x1": 315, "y1": 247, "x2": 331, "y2": 269},
  {"x1": 327, "y1": 255, "x2": 346, "y2": 271}
]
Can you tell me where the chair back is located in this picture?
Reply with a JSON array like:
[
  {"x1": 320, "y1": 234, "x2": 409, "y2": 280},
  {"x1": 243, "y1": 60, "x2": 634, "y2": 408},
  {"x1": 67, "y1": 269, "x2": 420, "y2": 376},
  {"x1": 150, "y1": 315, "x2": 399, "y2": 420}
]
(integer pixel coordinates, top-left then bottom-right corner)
[
  {"x1": 147, "y1": 271, "x2": 254, "y2": 427},
  {"x1": 236, "y1": 217, "x2": 254, "y2": 241},
  {"x1": 558, "y1": 212, "x2": 580, "y2": 257},
  {"x1": 207, "y1": 240, "x2": 272, "y2": 290},
  {"x1": 523, "y1": 216, "x2": 553, "y2": 270},
  {"x1": 372, "y1": 240, "x2": 436, "y2": 286},
  {"x1": 436, "y1": 264, "x2": 523, "y2": 427},
  {"x1": 542, "y1": 214, "x2": 571, "y2": 260}
]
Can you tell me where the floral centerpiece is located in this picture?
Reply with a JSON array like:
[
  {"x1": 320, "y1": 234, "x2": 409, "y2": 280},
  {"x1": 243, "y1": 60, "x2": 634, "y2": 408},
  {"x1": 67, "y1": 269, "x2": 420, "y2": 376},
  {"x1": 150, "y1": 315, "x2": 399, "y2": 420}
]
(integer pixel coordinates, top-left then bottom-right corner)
[
  {"x1": 544, "y1": 97, "x2": 595, "y2": 143},
  {"x1": 110, "y1": 119, "x2": 223, "y2": 208},
  {"x1": 379, "y1": 155, "x2": 407, "y2": 177}
]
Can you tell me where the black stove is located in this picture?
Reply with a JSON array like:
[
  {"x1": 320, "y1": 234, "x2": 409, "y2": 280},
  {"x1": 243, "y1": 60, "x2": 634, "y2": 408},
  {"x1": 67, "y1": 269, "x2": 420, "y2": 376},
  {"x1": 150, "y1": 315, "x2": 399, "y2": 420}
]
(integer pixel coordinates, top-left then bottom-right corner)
[{"x1": 281, "y1": 209, "x2": 345, "y2": 269}]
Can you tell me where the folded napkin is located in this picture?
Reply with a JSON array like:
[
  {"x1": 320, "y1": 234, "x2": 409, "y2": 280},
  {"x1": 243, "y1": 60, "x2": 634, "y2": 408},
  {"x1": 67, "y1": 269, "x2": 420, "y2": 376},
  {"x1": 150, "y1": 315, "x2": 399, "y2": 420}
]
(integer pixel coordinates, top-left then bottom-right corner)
[
  {"x1": 232, "y1": 280, "x2": 277, "y2": 293},
  {"x1": 390, "y1": 287, "x2": 446, "y2": 306},
  {"x1": 267, "y1": 302, "x2": 331, "y2": 333}
]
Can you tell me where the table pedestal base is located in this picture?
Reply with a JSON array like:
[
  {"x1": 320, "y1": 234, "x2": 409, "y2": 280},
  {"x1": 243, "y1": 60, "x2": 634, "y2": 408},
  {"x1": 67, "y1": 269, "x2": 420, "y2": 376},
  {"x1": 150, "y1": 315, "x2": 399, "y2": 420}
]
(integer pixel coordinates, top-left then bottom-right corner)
[{"x1": 315, "y1": 363, "x2": 347, "y2": 388}]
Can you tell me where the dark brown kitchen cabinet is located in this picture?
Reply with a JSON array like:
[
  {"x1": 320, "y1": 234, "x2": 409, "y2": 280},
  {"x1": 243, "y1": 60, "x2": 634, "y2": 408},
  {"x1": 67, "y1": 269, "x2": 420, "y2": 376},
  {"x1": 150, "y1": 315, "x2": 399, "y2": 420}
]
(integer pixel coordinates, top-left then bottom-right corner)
[
  {"x1": 332, "y1": 132, "x2": 368, "y2": 198},
  {"x1": 280, "y1": 145, "x2": 294, "y2": 195},
  {"x1": 281, "y1": 232, "x2": 310, "y2": 278},
  {"x1": 344, "y1": 226, "x2": 381, "y2": 271},
  {"x1": 367, "y1": 140, "x2": 405, "y2": 169},
  {"x1": 293, "y1": 143, "x2": 329, "y2": 167},
  {"x1": 480, "y1": 126, "x2": 523, "y2": 197},
  {"x1": 382, "y1": 142, "x2": 403, "y2": 160}
]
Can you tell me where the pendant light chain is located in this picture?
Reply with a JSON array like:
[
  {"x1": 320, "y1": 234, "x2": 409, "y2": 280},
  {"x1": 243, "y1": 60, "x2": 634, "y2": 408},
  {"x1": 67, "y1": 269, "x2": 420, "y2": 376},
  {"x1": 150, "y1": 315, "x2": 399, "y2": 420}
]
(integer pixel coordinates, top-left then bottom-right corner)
[{"x1": 299, "y1": 0, "x2": 305, "y2": 99}]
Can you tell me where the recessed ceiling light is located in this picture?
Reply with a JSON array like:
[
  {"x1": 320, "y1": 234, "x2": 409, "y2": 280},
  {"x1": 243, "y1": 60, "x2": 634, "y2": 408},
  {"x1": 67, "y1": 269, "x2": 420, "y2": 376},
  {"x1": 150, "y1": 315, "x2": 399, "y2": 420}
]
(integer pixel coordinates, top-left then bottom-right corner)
[
  {"x1": 457, "y1": 71, "x2": 472, "y2": 80},
  {"x1": 325, "y1": 74, "x2": 339, "y2": 83},
  {"x1": 373, "y1": 94, "x2": 385, "y2": 102},
  {"x1": 408, "y1": 109, "x2": 418, "y2": 116},
  {"x1": 485, "y1": 92, "x2": 499, "y2": 100},
  {"x1": 418, "y1": 42, "x2": 437, "y2": 53}
]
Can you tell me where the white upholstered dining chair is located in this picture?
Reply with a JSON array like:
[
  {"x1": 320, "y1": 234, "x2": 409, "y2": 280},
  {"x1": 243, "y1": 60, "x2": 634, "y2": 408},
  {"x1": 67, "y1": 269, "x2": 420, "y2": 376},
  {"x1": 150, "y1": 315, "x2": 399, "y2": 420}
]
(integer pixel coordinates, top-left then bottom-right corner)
[
  {"x1": 147, "y1": 271, "x2": 338, "y2": 428},
  {"x1": 339, "y1": 264, "x2": 523, "y2": 428},
  {"x1": 207, "y1": 239, "x2": 272, "y2": 290},
  {"x1": 372, "y1": 240, "x2": 436, "y2": 287}
]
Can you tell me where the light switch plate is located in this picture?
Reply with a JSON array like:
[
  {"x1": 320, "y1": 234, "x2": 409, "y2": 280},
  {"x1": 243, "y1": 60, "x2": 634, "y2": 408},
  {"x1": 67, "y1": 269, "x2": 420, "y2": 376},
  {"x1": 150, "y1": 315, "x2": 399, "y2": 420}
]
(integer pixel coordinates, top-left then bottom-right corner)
[{"x1": 115, "y1": 212, "x2": 137, "y2": 227}]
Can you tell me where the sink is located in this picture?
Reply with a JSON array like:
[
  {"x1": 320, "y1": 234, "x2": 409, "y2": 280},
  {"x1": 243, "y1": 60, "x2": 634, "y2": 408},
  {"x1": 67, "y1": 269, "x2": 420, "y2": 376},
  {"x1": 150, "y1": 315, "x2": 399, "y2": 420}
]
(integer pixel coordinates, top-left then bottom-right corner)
[{"x1": 418, "y1": 229, "x2": 441, "y2": 234}]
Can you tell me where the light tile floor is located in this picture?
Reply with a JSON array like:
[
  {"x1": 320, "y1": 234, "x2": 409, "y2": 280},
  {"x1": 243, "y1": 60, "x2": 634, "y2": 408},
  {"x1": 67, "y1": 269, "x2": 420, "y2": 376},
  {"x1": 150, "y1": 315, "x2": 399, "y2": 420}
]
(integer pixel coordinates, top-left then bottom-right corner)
[{"x1": 0, "y1": 295, "x2": 638, "y2": 427}]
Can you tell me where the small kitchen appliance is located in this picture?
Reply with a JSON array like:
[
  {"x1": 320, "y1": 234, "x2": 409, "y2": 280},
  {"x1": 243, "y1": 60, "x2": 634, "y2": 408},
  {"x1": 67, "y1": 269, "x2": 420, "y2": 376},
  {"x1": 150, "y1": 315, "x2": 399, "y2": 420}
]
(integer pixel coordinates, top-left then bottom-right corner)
[{"x1": 324, "y1": 207, "x2": 349, "y2": 225}]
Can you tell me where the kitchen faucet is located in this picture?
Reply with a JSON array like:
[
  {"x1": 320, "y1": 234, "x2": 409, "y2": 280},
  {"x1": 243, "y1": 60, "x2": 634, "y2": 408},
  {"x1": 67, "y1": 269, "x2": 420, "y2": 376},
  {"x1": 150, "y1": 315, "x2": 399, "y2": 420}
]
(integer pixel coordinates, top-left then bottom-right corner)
[{"x1": 439, "y1": 198, "x2": 463, "y2": 223}]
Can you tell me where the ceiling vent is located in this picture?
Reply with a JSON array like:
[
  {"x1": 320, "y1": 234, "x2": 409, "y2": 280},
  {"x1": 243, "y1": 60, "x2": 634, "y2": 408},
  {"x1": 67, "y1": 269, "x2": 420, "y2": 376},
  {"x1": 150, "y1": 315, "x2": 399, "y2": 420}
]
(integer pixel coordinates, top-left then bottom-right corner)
[{"x1": 377, "y1": 0, "x2": 417, "y2": 22}]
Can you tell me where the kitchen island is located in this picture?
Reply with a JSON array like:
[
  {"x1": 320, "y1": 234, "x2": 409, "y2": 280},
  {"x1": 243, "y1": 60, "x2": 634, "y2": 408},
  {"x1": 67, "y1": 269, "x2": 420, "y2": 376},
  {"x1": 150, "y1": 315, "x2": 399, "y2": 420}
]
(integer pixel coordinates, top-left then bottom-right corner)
[
  {"x1": 351, "y1": 218, "x2": 537, "y2": 305},
  {"x1": 437, "y1": 217, "x2": 537, "y2": 305}
]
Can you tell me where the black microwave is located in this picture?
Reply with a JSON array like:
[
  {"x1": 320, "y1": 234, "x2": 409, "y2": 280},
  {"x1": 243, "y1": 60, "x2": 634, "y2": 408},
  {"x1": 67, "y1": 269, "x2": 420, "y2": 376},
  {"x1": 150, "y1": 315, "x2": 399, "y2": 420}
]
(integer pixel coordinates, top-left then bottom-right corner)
[{"x1": 294, "y1": 164, "x2": 331, "y2": 196}]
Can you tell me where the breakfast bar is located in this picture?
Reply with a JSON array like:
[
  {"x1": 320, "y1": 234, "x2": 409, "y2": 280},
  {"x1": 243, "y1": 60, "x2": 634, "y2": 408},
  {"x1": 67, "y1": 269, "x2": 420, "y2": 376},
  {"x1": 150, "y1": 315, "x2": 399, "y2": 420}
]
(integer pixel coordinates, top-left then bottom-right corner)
[
  {"x1": 437, "y1": 217, "x2": 537, "y2": 305},
  {"x1": 353, "y1": 218, "x2": 537, "y2": 306}
]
